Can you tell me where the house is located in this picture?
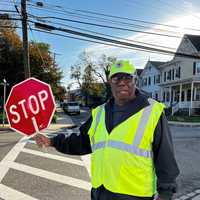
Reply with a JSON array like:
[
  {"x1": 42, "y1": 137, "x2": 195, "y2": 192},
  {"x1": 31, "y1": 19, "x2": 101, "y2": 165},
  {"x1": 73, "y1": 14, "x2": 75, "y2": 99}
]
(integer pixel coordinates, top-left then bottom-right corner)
[
  {"x1": 139, "y1": 34, "x2": 200, "y2": 116},
  {"x1": 139, "y1": 60, "x2": 165, "y2": 100},
  {"x1": 157, "y1": 34, "x2": 200, "y2": 115}
]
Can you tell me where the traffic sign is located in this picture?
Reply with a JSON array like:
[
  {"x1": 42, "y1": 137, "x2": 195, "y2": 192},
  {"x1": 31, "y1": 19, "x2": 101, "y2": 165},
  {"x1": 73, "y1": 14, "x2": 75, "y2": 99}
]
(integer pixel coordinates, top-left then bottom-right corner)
[{"x1": 5, "y1": 77, "x2": 56, "y2": 136}]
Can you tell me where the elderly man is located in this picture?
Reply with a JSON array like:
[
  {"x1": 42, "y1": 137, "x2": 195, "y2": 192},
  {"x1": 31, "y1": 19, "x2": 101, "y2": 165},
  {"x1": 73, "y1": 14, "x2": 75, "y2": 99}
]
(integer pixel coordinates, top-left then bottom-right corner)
[{"x1": 34, "y1": 60, "x2": 179, "y2": 200}]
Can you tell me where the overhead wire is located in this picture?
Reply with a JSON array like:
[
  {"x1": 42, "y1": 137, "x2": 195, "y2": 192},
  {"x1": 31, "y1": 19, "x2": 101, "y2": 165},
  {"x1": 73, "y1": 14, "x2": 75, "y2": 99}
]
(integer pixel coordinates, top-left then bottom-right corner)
[
  {"x1": 13, "y1": 2, "x2": 49, "y2": 69},
  {"x1": 27, "y1": 0, "x2": 200, "y2": 33},
  {"x1": 33, "y1": 17, "x2": 177, "y2": 51},
  {"x1": 26, "y1": 2, "x2": 181, "y2": 36},
  {"x1": 32, "y1": 21, "x2": 200, "y2": 59},
  {"x1": 31, "y1": 27, "x2": 175, "y2": 56},
  {"x1": 28, "y1": 15, "x2": 182, "y2": 38}
]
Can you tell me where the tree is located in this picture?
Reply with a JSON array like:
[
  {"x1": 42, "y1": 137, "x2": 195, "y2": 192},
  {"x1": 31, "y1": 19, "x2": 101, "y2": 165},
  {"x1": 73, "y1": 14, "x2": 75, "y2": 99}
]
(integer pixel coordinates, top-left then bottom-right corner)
[
  {"x1": 70, "y1": 51, "x2": 117, "y2": 105},
  {"x1": 0, "y1": 14, "x2": 64, "y2": 100},
  {"x1": 93, "y1": 54, "x2": 117, "y2": 100}
]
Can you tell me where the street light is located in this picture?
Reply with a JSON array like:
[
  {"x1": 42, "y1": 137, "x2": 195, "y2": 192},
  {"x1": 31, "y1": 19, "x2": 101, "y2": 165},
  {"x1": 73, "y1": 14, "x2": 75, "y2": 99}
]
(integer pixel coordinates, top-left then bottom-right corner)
[{"x1": 0, "y1": 79, "x2": 9, "y2": 127}]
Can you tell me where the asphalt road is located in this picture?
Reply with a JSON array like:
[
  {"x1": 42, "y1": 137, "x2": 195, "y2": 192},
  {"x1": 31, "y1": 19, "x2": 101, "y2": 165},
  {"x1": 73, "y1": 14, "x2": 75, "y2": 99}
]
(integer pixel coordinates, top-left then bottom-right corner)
[
  {"x1": 0, "y1": 108, "x2": 200, "y2": 200},
  {"x1": 0, "y1": 118, "x2": 91, "y2": 200}
]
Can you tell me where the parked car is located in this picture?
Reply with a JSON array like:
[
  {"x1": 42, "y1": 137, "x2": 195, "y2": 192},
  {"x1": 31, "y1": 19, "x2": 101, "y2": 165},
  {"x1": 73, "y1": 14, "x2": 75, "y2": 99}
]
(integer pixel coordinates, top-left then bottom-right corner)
[{"x1": 63, "y1": 102, "x2": 80, "y2": 115}]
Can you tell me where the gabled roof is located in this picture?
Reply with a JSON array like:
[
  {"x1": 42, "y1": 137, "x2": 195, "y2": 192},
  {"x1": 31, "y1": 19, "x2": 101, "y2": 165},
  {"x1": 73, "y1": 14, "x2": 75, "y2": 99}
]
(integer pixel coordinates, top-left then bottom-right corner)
[
  {"x1": 185, "y1": 34, "x2": 200, "y2": 52},
  {"x1": 136, "y1": 69, "x2": 143, "y2": 76},
  {"x1": 148, "y1": 61, "x2": 166, "y2": 68}
]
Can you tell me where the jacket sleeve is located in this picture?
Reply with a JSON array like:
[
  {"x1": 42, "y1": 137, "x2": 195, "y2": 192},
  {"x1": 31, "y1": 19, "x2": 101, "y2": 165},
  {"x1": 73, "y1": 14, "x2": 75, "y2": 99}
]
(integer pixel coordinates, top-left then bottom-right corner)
[
  {"x1": 153, "y1": 113, "x2": 180, "y2": 200},
  {"x1": 51, "y1": 116, "x2": 92, "y2": 155}
]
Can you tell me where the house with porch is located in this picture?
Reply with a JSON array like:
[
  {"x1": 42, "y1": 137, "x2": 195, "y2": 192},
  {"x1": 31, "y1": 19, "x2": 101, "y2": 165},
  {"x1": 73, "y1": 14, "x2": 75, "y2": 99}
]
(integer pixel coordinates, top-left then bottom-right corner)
[
  {"x1": 138, "y1": 34, "x2": 200, "y2": 116},
  {"x1": 157, "y1": 34, "x2": 200, "y2": 116}
]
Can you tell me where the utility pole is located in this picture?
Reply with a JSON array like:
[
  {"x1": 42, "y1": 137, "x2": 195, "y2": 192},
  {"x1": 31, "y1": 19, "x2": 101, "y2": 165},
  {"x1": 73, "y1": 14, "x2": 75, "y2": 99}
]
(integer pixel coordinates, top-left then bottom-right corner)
[
  {"x1": 0, "y1": 79, "x2": 9, "y2": 127},
  {"x1": 51, "y1": 52, "x2": 61, "y2": 68},
  {"x1": 21, "y1": 0, "x2": 30, "y2": 79}
]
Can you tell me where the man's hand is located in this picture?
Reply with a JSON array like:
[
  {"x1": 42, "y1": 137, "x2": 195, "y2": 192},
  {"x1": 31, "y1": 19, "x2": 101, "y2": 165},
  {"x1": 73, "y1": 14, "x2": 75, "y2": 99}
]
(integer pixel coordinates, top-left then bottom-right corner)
[{"x1": 33, "y1": 134, "x2": 51, "y2": 148}]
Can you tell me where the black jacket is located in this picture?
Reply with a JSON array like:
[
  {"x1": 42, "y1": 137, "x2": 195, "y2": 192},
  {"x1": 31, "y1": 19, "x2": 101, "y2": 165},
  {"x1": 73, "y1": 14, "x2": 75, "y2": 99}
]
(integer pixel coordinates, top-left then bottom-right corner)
[{"x1": 52, "y1": 91, "x2": 179, "y2": 200}]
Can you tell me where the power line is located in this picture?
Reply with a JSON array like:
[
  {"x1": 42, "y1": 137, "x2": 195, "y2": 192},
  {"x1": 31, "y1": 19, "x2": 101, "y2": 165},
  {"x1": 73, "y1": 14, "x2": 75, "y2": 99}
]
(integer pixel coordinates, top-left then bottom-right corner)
[
  {"x1": 34, "y1": 22, "x2": 200, "y2": 59},
  {"x1": 12, "y1": 1, "x2": 49, "y2": 70},
  {"x1": 31, "y1": 27, "x2": 174, "y2": 56},
  {"x1": 38, "y1": 18, "x2": 176, "y2": 51},
  {"x1": 27, "y1": 0, "x2": 200, "y2": 33},
  {"x1": 0, "y1": 10, "x2": 18, "y2": 13},
  {"x1": 27, "y1": 2, "x2": 181, "y2": 36},
  {"x1": 29, "y1": 15, "x2": 181, "y2": 38}
]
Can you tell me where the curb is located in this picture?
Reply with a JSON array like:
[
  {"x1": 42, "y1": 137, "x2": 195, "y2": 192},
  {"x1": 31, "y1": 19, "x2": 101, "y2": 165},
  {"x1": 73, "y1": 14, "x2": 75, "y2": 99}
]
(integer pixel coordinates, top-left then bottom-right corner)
[{"x1": 168, "y1": 121, "x2": 200, "y2": 127}]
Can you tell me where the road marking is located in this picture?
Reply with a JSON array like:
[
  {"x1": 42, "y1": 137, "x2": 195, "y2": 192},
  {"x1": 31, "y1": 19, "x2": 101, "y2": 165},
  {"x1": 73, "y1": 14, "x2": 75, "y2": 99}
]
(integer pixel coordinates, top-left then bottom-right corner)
[
  {"x1": 8, "y1": 162, "x2": 91, "y2": 191},
  {"x1": 192, "y1": 194, "x2": 200, "y2": 200},
  {"x1": 22, "y1": 148, "x2": 85, "y2": 166},
  {"x1": 0, "y1": 184, "x2": 39, "y2": 200},
  {"x1": 81, "y1": 154, "x2": 91, "y2": 177},
  {"x1": 0, "y1": 137, "x2": 26, "y2": 182}
]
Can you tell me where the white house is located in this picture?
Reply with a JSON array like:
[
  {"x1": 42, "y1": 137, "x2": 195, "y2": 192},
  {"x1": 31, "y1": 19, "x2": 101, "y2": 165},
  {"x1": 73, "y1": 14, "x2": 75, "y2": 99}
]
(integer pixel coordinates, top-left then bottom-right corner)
[
  {"x1": 157, "y1": 34, "x2": 200, "y2": 116},
  {"x1": 138, "y1": 34, "x2": 200, "y2": 115},
  {"x1": 139, "y1": 60, "x2": 165, "y2": 100}
]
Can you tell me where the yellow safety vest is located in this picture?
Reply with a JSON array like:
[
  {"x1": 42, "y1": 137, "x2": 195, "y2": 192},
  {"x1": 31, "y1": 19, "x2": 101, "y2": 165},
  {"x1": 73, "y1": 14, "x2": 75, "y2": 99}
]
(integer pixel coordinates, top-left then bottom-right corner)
[{"x1": 88, "y1": 98, "x2": 165, "y2": 197}]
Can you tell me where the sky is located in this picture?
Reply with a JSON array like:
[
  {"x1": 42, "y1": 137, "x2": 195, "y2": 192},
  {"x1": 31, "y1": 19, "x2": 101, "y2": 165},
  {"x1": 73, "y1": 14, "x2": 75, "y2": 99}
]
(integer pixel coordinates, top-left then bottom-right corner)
[{"x1": 1, "y1": 0, "x2": 200, "y2": 89}]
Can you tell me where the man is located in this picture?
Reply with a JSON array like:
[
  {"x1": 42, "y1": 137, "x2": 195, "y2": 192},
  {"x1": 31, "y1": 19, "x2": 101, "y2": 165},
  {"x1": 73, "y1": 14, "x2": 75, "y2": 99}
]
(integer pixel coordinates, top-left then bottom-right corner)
[{"x1": 34, "y1": 60, "x2": 179, "y2": 200}]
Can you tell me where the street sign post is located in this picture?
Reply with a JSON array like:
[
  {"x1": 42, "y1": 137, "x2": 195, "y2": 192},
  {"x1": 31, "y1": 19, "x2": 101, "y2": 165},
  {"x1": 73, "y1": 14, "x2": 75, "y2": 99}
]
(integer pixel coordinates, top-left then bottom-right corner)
[{"x1": 5, "y1": 78, "x2": 56, "y2": 136}]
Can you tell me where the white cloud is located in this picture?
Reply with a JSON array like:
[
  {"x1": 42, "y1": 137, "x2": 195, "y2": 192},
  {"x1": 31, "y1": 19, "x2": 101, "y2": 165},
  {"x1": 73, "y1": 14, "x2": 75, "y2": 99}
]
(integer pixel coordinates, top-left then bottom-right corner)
[{"x1": 85, "y1": 12, "x2": 200, "y2": 69}]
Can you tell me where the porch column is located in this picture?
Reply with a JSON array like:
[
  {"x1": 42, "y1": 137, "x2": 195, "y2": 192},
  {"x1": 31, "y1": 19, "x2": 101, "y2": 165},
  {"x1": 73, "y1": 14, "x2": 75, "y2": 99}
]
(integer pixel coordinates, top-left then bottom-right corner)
[
  {"x1": 169, "y1": 86, "x2": 172, "y2": 106},
  {"x1": 189, "y1": 81, "x2": 194, "y2": 116},
  {"x1": 179, "y1": 84, "x2": 182, "y2": 103},
  {"x1": 194, "y1": 87, "x2": 197, "y2": 101}
]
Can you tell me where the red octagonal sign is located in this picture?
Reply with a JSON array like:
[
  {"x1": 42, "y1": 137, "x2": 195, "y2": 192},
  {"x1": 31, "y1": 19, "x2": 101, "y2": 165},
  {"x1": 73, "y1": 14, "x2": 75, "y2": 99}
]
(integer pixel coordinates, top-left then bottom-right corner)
[{"x1": 5, "y1": 78, "x2": 56, "y2": 136}]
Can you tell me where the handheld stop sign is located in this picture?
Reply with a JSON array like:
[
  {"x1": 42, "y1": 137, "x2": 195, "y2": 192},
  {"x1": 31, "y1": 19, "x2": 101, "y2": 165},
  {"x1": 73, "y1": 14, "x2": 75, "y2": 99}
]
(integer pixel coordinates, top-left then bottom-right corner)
[{"x1": 5, "y1": 78, "x2": 56, "y2": 136}]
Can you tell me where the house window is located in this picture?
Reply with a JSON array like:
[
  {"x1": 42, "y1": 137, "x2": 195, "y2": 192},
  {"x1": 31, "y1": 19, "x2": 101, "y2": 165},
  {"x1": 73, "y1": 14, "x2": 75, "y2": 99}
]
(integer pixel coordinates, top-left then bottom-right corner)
[
  {"x1": 156, "y1": 75, "x2": 160, "y2": 83},
  {"x1": 174, "y1": 91, "x2": 179, "y2": 102},
  {"x1": 172, "y1": 69, "x2": 174, "y2": 80},
  {"x1": 167, "y1": 70, "x2": 171, "y2": 81},
  {"x1": 163, "y1": 92, "x2": 165, "y2": 102},
  {"x1": 175, "y1": 67, "x2": 181, "y2": 78},
  {"x1": 196, "y1": 62, "x2": 200, "y2": 74},
  {"x1": 142, "y1": 78, "x2": 147, "y2": 86},
  {"x1": 154, "y1": 76, "x2": 156, "y2": 84},
  {"x1": 196, "y1": 88, "x2": 200, "y2": 100},
  {"x1": 187, "y1": 89, "x2": 191, "y2": 101},
  {"x1": 166, "y1": 91, "x2": 170, "y2": 102},
  {"x1": 148, "y1": 77, "x2": 151, "y2": 85},
  {"x1": 164, "y1": 72, "x2": 166, "y2": 82},
  {"x1": 181, "y1": 91, "x2": 184, "y2": 102},
  {"x1": 155, "y1": 93, "x2": 158, "y2": 100}
]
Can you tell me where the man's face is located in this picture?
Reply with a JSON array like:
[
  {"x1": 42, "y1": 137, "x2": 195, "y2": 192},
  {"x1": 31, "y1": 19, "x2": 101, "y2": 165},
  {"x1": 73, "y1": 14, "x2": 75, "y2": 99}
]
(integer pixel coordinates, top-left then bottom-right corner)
[{"x1": 109, "y1": 73, "x2": 136, "y2": 104}]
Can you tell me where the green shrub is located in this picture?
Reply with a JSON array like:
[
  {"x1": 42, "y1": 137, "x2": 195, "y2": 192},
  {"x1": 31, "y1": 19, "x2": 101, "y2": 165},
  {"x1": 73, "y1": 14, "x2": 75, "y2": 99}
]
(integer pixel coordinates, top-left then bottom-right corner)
[{"x1": 52, "y1": 111, "x2": 57, "y2": 123}]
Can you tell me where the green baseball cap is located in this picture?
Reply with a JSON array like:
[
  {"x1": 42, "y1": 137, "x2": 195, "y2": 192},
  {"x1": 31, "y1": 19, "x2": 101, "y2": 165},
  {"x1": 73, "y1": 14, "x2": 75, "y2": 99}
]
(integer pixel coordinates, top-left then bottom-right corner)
[{"x1": 109, "y1": 60, "x2": 136, "y2": 78}]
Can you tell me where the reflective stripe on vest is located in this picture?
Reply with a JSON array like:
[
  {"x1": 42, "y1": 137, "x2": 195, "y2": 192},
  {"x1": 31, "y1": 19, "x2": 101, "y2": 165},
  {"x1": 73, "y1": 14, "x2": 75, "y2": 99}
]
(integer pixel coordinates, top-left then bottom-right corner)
[{"x1": 91, "y1": 98, "x2": 156, "y2": 158}]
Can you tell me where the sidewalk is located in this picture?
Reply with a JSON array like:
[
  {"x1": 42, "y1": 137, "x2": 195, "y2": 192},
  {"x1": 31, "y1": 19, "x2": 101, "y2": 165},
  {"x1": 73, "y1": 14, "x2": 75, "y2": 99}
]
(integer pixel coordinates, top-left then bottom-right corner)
[
  {"x1": 0, "y1": 108, "x2": 75, "y2": 132},
  {"x1": 49, "y1": 107, "x2": 76, "y2": 130},
  {"x1": 168, "y1": 121, "x2": 200, "y2": 127}
]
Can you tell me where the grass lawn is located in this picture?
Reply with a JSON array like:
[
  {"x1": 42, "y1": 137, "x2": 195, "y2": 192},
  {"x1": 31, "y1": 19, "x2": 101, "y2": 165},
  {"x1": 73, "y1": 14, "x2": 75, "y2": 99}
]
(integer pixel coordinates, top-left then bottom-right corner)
[{"x1": 167, "y1": 115, "x2": 200, "y2": 122}]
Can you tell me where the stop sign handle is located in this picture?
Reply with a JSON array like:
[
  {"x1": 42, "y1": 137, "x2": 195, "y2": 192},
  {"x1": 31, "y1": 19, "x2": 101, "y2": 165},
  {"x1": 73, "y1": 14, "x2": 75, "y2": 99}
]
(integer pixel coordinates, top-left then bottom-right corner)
[{"x1": 32, "y1": 117, "x2": 48, "y2": 151}]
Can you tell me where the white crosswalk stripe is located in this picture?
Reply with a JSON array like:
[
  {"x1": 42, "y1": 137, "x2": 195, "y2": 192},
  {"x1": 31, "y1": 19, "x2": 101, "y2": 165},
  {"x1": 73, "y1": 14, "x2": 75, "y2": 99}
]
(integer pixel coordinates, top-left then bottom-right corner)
[
  {"x1": 21, "y1": 148, "x2": 85, "y2": 166},
  {"x1": 0, "y1": 136, "x2": 91, "y2": 199},
  {"x1": 8, "y1": 162, "x2": 91, "y2": 190},
  {"x1": 0, "y1": 184, "x2": 39, "y2": 200}
]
